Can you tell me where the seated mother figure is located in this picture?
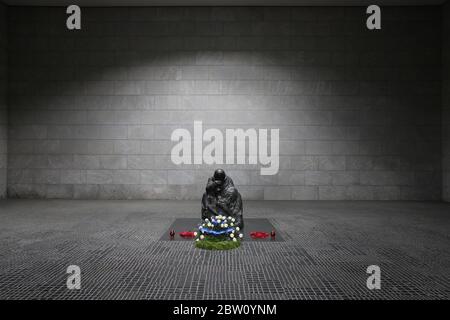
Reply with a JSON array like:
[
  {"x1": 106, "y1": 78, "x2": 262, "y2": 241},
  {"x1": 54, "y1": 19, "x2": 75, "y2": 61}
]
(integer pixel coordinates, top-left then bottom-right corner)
[{"x1": 201, "y1": 169, "x2": 244, "y2": 229}]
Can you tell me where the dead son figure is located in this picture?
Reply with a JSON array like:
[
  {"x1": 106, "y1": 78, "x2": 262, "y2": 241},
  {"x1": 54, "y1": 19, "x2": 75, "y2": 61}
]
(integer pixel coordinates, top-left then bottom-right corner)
[{"x1": 201, "y1": 169, "x2": 244, "y2": 229}]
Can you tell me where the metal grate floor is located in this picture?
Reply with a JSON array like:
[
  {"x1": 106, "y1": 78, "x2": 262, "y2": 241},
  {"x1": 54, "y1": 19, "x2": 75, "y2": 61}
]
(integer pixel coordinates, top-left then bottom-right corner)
[{"x1": 0, "y1": 200, "x2": 449, "y2": 300}]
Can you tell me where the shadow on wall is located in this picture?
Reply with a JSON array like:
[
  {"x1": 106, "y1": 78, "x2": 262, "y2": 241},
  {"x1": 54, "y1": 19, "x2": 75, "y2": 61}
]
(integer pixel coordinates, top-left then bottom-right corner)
[
  {"x1": 443, "y1": 1, "x2": 450, "y2": 202},
  {"x1": 0, "y1": 2, "x2": 7, "y2": 199},
  {"x1": 6, "y1": 6, "x2": 442, "y2": 200}
]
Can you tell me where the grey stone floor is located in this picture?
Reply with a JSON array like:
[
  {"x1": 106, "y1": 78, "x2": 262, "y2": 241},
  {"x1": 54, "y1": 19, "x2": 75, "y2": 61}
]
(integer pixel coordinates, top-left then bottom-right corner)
[{"x1": 0, "y1": 200, "x2": 449, "y2": 300}]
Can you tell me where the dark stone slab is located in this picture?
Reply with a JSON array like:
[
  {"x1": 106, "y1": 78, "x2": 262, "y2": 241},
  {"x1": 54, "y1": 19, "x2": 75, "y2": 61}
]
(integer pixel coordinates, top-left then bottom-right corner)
[{"x1": 160, "y1": 218, "x2": 284, "y2": 242}]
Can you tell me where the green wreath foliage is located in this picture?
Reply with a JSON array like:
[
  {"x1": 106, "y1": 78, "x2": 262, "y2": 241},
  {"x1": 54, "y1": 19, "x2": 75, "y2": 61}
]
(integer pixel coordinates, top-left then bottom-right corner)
[{"x1": 195, "y1": 235, "x2": 241, "y2": 250}]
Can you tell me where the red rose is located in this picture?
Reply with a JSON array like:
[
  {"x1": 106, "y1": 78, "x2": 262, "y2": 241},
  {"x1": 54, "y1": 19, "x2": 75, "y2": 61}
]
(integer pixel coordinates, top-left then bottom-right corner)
[
  {"x1": 179, "y1": 231, "x2": 196, "y2": 238},
  {"x1": 250, "y1": 231, "x2": 269, "y2": 239}
]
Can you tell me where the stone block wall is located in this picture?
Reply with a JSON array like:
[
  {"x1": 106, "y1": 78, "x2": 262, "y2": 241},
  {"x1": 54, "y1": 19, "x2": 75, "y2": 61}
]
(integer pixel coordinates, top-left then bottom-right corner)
[{"x1": 7, "y1": 6, "x2": 442, "y2": 200}]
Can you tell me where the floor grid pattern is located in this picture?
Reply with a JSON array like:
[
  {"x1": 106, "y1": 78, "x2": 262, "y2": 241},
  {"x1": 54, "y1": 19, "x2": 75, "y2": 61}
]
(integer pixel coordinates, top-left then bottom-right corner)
[{"x1": 0, "y1": 200, "x2": 449, "y2": 300}]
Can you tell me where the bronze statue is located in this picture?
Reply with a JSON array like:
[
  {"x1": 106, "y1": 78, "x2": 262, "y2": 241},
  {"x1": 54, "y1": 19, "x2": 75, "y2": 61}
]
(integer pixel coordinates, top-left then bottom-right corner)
[{"x1": 201, "y1": 169, "x2": 244, "y2": 229}]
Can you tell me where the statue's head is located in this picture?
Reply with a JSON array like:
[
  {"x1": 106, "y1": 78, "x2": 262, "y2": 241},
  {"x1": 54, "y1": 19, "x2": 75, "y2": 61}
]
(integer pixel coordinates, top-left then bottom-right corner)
[{"x1": 213, "y1": 169, "x2": 226, "y2": 186}]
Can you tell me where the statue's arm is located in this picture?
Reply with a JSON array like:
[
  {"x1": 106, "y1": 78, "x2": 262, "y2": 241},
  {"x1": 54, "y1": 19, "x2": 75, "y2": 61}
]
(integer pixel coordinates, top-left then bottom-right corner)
[
  {"x1": 217, "y1": 201, "x2": 232, "y2": 216},
  {"x1": 202, "y1": 193, "x2": 219, "y2": 219},
  {"x1": 217, "y1": 188, "x2": 239, "y2": 216},
  {"x1": 205, "y1": 177, "x2": 216, "y2": 194},
  {"x1": 207, "y1": 204, "x2": 219, "y2": 216}
]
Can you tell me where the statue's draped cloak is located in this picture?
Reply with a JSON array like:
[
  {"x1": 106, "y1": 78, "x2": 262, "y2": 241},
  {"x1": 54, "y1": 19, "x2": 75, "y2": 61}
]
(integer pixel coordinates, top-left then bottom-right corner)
[{"x1": 202, "y1": 176, "x2": 244, "y2": 229}]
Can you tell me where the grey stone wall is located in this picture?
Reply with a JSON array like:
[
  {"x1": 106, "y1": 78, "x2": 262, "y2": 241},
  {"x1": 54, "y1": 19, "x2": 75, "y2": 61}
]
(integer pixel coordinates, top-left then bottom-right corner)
[
  {"x1": 444, "y1": 1, "x2": 450, "y2": 202},
  {"x1": 0, "y1": 3, "x2": 7, "y2": 199},
  {"x1": 7, "y1": 6, "x2": 442, "y2": 200}
]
